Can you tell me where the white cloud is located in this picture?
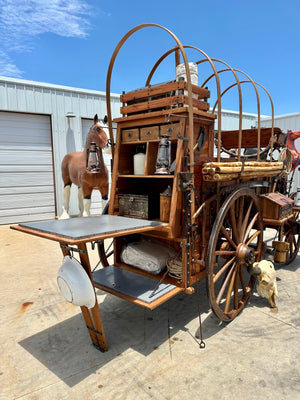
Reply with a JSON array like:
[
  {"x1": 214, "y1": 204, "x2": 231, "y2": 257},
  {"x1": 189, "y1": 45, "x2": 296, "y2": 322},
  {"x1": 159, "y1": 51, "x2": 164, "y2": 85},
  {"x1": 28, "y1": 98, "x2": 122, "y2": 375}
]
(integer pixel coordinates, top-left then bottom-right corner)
[
  {"x1": 0, "y1": 50, "x2": 23, "y2": 77},
  {"x1": 0, "y1": 0, "x2": 91, "y2": 76}
]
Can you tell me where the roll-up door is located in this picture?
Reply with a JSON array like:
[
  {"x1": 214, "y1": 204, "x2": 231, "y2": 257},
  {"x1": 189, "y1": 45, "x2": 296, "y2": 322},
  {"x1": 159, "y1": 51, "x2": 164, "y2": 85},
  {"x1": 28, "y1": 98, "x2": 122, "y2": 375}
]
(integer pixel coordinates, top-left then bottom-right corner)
[{"x1": 0, "y1": 112, "x2": 55, "y2": 224}]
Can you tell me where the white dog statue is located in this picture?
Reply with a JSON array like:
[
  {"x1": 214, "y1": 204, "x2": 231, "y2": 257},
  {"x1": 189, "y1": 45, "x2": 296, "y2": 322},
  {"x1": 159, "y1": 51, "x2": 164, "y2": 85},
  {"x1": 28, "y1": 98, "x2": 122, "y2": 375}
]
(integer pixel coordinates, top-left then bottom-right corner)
[{"x1": 253, "y1": 260, "x2": 278, "y2": 308}]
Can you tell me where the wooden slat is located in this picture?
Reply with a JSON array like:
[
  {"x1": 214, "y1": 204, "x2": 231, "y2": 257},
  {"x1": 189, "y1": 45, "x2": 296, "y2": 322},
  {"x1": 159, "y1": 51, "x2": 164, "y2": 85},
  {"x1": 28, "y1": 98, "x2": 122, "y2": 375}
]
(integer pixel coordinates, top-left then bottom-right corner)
[
  {"x1": 220, "y1": 127, "x2": 281, "y2": 148},
  {"x1": 121, "y1": 95, "x2": 210, "y2": 115},
  {"x1": 120, "y1": 81, "x2": 210, "y2": 102},
  {"x1": 113, "y1": 106, "x2": 217, "y2": 123}
]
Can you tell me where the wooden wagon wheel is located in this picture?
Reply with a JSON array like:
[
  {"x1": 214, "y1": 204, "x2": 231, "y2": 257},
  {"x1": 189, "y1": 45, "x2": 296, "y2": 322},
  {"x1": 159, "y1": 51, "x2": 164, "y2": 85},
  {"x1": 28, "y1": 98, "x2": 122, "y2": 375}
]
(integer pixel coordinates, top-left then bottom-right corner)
[
  {"x1": 206, "y1": 188, "x2": 263, "y2": 321},
  {"x1": 281, "y1": 211, "x2": 300, "y2": 264},
  {"x1": 96, "y1": 239, "x2": 114, "y2": 268}
]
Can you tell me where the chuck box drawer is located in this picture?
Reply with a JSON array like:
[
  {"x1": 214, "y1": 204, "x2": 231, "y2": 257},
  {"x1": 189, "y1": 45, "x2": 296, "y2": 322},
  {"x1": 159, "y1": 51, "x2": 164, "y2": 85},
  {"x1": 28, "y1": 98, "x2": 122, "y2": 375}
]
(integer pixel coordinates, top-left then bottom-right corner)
[
  {"x1": 140, "y1": 126, "x2": 159, "y2": 141},
  {"x1": 121, "y1": 128, "x2": 139, "y2": 142}
]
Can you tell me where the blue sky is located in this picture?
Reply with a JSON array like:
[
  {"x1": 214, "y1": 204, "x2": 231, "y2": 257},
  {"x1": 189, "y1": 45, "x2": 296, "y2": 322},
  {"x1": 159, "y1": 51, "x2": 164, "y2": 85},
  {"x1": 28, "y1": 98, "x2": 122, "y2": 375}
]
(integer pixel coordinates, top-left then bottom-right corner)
[{"x1": 0, "y1": 0, "x2": 299, "y2": 116}]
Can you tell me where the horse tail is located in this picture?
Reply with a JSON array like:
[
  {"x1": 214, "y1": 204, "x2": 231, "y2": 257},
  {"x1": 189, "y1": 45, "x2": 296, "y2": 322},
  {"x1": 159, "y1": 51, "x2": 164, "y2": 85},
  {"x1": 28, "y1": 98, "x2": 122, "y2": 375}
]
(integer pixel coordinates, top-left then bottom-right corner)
[{"x1": 61, "y1": 154, "x2": 72, "y2": 187}]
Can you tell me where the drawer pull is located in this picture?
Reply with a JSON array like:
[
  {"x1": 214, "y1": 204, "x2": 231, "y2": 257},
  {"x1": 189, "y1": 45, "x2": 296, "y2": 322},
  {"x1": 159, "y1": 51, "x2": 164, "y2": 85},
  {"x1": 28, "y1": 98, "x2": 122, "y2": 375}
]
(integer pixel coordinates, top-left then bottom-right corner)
[{"x1": 146, "y1": 130, "x2": 152, "y2": 135}]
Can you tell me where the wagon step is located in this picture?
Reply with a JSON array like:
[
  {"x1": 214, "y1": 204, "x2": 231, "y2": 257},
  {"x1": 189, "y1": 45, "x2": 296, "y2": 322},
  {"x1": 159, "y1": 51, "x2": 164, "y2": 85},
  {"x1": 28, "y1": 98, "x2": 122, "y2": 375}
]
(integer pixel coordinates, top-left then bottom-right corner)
[{"x1": 92, "y1": 265, "x2": 183, "y2": 310}]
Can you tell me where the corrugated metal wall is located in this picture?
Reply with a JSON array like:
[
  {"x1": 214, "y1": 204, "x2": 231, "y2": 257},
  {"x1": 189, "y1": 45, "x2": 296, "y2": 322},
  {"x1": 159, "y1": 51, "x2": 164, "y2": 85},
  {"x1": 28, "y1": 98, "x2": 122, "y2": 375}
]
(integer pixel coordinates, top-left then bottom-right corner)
[
  {"x1": 216, "y1": 109, "x2": 258, "y2": 131},
  {"x1": 0, "y1": 77, "x2": 121, "y2": 220}
]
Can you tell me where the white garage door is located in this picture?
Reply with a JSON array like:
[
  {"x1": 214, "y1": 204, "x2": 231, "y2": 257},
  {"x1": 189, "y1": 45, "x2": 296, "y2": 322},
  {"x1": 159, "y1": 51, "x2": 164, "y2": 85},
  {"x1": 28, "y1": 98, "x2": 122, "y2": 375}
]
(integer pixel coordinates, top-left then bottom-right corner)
[
  {"x1": 0, "y1": 112, "x2": 55, "y2": 224},
  {"x1": 82, "y1": 118, "x2": 112, "y2": 215}
]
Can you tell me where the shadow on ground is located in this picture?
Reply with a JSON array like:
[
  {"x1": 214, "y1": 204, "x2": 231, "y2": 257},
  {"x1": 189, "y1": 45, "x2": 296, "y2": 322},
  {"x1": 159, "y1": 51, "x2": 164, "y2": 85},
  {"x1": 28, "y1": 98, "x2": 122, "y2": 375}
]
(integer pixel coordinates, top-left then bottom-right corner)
[{"x1": 19, "y1": 278, "x2": 228, "y2": 386}]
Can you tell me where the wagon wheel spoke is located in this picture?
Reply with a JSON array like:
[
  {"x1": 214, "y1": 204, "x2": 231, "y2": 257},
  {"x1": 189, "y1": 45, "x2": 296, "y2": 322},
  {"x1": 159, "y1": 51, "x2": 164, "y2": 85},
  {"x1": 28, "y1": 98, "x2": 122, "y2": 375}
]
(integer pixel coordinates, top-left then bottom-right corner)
[
  {"x1": 229, "y1": 205, "x2": 239, "y2": 243},
  {"x1": 220, "y1": 225, "x2": 237, "y2": 249},
  {"x1": 282, "y1": 218, "x2": 300, "y2": 264},
  {"x1": 237, "y1": 196, "x2": 244, "y2": 234},
  {"x1": 224, "y1": 266, "x2": 237, "y2": 314},
  {"x1": 240, "y1": 199, "x2": 254, "y2": 241},
  {"x1": 215, "y1": 250, "x2": 236, "y2": 257},
  {"x1": 246, "y1": 230, "x2": 261, "y2": 246},
  {"x1": 239, "y1": 266, "x2": 247, "y2": 295},
  {"x1": 243, "y1": 212, "x2": 259, "y2": 243},
  {"x1": 216, "y1": 262, "x2": 236, "y2": 304},
  {"x1": 206, "y1": 189, "x2": 262, "y2": 322},
  {"x1": 96, "y1": 239, "x2": 114, "y2": 268},
  {"x1": 213, "y1": 256, "x2": 236, "y2": 283},
  {"x1": 233, "y1": 267, "x2": 240, "y2": 310}
]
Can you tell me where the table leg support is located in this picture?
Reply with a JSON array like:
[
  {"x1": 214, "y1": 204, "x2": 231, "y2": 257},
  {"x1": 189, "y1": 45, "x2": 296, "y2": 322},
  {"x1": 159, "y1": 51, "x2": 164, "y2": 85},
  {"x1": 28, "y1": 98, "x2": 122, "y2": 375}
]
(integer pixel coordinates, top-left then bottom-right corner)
[{"x1": 61, "y1": 242, "x2": 108, "y2": 351}]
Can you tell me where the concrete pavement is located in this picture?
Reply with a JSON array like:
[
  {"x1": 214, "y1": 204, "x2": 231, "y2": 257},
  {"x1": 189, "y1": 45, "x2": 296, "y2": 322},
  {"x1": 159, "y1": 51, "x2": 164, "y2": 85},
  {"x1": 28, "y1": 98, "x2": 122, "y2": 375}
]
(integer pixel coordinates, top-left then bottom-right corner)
[{"x1": 0, "y1": 225, "x2": 299, "y2": 400}]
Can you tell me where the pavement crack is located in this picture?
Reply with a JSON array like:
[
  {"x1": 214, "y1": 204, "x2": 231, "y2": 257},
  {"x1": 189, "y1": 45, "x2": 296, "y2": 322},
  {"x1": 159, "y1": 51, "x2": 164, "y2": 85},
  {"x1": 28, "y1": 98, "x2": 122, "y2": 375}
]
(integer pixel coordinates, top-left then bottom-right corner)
[{"x1": 258, "y1": 308, "x2": 298, "y2": 330}]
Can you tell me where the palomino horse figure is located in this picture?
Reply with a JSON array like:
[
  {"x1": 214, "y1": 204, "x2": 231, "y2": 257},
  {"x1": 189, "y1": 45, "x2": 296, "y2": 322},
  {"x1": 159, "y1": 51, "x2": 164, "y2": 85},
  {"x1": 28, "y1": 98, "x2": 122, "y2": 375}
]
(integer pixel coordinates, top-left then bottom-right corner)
[{"x1": 60, "y1": 114, "x2": 109, "y2": 218}]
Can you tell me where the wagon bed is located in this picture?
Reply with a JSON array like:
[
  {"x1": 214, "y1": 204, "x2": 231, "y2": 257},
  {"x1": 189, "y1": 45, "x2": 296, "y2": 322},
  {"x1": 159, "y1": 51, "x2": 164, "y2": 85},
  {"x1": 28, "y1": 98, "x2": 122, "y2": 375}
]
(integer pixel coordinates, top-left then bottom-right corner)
[{"x1": 12, "y1": 24, "x2": 300, "y2": 351}]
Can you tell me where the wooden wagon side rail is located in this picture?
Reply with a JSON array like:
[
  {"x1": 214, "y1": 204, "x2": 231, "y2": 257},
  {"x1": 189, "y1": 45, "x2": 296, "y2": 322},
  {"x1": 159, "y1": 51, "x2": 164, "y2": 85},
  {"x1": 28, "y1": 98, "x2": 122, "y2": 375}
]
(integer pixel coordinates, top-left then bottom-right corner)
[{"x1": 220, "y1": 127, "x2": 281, "y2": 149}]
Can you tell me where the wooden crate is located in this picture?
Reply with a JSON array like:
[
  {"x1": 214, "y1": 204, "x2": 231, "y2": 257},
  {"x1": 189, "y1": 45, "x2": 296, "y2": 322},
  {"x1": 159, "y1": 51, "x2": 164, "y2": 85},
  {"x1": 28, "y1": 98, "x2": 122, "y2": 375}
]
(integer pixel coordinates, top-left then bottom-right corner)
[
  {"x1": 120, "y1": 80, "x2": 210, "y2": 116},
  {"x1": 260, "y1": 192, "x2": 293, "y2": 220}
]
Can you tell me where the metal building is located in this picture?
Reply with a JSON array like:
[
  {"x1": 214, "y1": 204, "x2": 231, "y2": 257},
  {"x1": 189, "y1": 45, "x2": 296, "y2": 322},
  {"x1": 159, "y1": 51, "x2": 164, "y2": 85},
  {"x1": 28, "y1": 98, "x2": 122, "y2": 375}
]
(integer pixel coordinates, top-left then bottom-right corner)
[
  {"x1": 217, "y1": 109, "x2": 258, "y2": 131},
  {"x1": 0, "y1": 76, "x2": 120, "y2": 224},
  {"x1": 2, "y1": 76, "x2": 297, "y2": 224}
]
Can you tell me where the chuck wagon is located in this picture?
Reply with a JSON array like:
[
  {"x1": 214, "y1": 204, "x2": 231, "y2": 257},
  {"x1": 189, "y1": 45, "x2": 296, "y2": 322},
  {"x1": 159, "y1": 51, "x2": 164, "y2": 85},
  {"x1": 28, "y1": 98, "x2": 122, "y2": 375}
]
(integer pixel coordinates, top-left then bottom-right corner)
[{"x1": 12, "y1": 24, "x2": 300, "y2": 352}]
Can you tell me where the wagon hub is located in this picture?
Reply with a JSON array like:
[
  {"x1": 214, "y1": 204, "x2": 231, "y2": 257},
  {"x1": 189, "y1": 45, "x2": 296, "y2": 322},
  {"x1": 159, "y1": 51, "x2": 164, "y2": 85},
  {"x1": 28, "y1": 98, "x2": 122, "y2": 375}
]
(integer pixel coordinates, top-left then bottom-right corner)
[{"x1": 236, "y1": 243, "x2": 255, "y2": 266}]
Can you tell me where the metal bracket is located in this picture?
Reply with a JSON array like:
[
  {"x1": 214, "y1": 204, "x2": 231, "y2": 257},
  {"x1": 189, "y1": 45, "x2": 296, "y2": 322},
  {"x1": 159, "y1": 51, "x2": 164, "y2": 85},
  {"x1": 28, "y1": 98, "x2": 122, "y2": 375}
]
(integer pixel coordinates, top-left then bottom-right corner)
[
  {"x1": 177, "y1": 132, "x2": 189, "y2": 142},
  {"x1": 92, "y1": 343, "x2": 106, "y2": 353},
  {"x1": 178, "y1": 172, "x2": 193, "y2": 191},
  {"x1": 180, "y1": 241, "x2": 192, "y2": 248},
  {"x1": 60, "y1": 244, "x2": 86, "y2": 254},
  {"x1": 86, "y1": 324, "x2": 103, "y2": 336}
]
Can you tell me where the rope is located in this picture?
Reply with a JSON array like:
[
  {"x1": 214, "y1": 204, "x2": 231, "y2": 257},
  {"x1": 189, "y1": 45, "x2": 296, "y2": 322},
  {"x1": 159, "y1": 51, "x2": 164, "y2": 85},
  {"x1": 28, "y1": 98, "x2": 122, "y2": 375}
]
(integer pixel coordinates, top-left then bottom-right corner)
[{"x1": 167, "y1": 256, "x2": 182, "y2": 279}]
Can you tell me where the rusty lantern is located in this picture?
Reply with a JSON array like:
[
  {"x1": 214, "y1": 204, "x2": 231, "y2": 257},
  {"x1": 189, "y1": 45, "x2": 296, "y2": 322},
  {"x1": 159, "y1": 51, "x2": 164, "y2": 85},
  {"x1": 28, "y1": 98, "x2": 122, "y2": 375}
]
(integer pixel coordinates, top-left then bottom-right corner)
[
  {"x1": 155, "y1": 135, "x2": 171, "y2": 174},
  {"x1": 86, "y1": 142, "x2": 102, "y2": 173}
]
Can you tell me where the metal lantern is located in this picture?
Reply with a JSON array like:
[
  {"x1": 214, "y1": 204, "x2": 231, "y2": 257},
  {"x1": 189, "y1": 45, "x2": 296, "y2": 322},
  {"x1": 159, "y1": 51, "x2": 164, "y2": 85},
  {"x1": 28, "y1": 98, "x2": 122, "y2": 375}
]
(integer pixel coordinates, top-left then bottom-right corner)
[
  {"x1": 155, "y1": 135, "x2": 171, "y2": 174},
  {"x1": 86, "y1": 142, "x2": 102, "y2": 173}
]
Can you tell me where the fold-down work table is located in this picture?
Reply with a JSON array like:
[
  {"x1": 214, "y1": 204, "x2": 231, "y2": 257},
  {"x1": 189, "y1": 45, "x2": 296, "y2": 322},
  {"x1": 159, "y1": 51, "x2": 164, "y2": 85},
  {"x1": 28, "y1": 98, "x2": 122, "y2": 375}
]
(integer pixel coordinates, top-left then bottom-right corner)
[{"x1": 11, "y1": 215, "x2": 178, "y2": 351}]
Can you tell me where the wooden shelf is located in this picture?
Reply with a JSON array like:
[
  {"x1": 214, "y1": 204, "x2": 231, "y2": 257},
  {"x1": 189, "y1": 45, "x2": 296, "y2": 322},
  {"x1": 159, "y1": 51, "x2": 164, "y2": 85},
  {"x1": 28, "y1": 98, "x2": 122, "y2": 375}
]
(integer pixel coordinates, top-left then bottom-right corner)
[
  {"x1": 263, "y1": 215, "x2": 294, "y2": 227},
  {"x1": 92, "y1": 265, "x2": 183, "y2": 310}
]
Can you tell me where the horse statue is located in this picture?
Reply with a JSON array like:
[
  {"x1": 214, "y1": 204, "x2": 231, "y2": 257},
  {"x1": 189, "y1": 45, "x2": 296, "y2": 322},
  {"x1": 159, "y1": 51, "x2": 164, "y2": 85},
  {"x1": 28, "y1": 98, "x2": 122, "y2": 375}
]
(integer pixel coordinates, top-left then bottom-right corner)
[
  {"x1": 60, "y1": 114, "x2": 109, "y2": 219},
  {"x1": 286, "y1": 130, "x2": 300, "y2": 170}
]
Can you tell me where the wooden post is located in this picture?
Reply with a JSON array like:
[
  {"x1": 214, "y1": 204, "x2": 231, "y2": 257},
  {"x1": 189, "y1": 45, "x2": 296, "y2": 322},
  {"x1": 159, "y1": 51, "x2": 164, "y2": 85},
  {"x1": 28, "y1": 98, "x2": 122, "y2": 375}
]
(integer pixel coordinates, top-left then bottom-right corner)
[
  {"x1": 78, "y1": 243, "x2": 108, "y2": 351},
  {"x1": 60, "y1": 243, "x2": 108, "y2": 351}
]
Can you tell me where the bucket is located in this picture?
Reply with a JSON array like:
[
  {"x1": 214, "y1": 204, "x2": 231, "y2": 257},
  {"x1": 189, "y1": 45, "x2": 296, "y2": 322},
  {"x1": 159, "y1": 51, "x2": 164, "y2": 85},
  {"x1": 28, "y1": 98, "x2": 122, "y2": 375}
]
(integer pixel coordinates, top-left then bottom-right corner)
[{"x1": 272, "y1": 240, "x2": 289, "y2": 263}]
